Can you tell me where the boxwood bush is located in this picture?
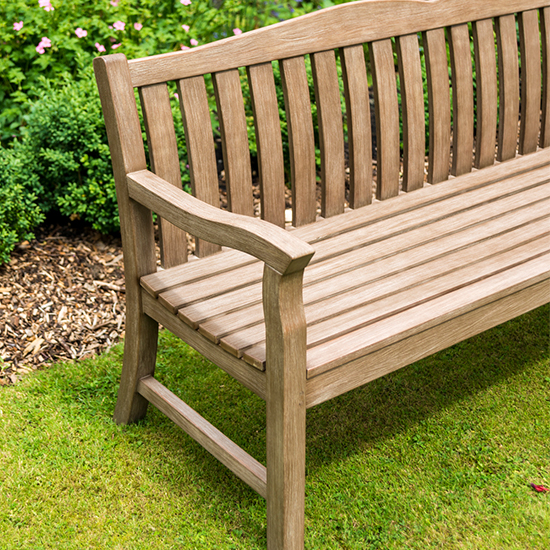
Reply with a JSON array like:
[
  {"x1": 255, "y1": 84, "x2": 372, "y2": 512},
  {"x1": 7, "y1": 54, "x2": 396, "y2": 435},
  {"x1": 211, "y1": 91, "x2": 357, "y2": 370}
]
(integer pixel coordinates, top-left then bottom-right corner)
[{"x1": 0, "y1": 0, "x2": 339, "y2": 265}]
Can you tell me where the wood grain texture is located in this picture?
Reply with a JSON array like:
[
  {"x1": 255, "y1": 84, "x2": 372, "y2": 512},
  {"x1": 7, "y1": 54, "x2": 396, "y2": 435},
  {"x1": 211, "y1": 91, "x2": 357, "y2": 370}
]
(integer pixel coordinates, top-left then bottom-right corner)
[
  {"x1": 139, "y1": 83, "x2": 188, "y2": 268},
  {"x1": 370, "y1": 39, "x2": 400, "y2": 199},
  {"x1": 93, "y1": 54, "x2": 158, "y2": 424},
  {"x1": 423, "y1": 28, "x2": 451, "y2": 183},
  {"x1": 541, "y1": 8, "x2": 550, "y2": 148},
  {"x1": 340, "y1": 45, "x2": 372, "y2": 207},
  {"x1": 472, "y1": 19, "x2": 498, "y2": 169},
  {"x1": 127, "y1": 169, "x2": 315, "y2": 276},
  {"x1": 311, "y1": 50, "x2": 346, "y2": 218},
  {"x1": 280, "y1": 57, "x2": 317, "y2": 227},
  {"x1": 306, "y1": 279, "x2": 550, "y2": 407},
  {"x1": 142, "y1": 291, "x2": 266, "y2": 397},
  {"x1": 138, "y1": 376, "x2": 267, "y2": 497},
  {"x1": 306, "y1": 254, "x2": 550, "y2": 376},
  {"x1": 448, "y1": 24, "x2": 474, "y2": 176},
  {"x1": 177, "y1": 75, "x2": 221, "y2": 257},
  {"x1": 495, "y1": 14, "x2": 520, "y2": 161},
  {"x1": 127, "y1": 0, "x2": 549, "y2": 87},
  {"x1": 247, "y1": 63, "x2": 286, "y2": 227},
  {"x1": 518, "y1": 10, "x2": 542, "y2": 154},
  {"x1": 264, "y1": 267, "x2": 307, "y2": 550},
  {"x1": 213, "y1": 69, "x2": 254, "y2": 216},
  {"x1": 396, "y1": 33, "x2": 426, "y2": 191}
]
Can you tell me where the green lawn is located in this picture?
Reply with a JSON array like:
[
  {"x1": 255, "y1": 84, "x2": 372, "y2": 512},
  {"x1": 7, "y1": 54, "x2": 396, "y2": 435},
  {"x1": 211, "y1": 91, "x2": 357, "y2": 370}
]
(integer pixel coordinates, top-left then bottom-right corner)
[{"x1": 1, "y1": 304, "x2": 549, "y2": 549}]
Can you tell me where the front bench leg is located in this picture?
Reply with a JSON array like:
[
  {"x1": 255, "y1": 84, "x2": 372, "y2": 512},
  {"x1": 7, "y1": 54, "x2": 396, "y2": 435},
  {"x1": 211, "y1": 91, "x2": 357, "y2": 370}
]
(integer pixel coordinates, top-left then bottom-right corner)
[{"x1": 264, "y1": 266, "x2": 307, "y2": 550}]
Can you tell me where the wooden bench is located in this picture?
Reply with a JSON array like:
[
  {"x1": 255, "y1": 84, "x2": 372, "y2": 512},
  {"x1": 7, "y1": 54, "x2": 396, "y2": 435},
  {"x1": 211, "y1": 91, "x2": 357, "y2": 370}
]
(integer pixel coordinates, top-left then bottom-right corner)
[{"x1": 94, "y1": 0, "x2": 550, "y2": 547}]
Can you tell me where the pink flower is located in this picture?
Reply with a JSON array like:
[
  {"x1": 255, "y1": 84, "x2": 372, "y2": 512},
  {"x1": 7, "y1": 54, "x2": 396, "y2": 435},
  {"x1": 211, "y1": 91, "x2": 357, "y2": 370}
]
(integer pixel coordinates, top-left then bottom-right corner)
[
  {"x1": 180, "y1": 0, "x2": 191, "y2": 4},
  {"x1": 95, "y1": 43, "x2": 106, "y2": 52},
  {"x1": 181, "y1": 45, "x2": 190, "y2": 50},
  {"x1": 190, "y1": 38, "x2": 198, "y2": 46},
  {"x1": 113, "y1": 21, "x2": 125, "y2": 31},
  {"x1": 134, "y1": 23, "x2": 143, "y2": 31},
  {"x1": 75, "y1": 28, "x2": 87, "y2": 38},
  {"x1": 174, "y1": 93, "x2": 179, "y2": 100},
  {"x1": 13, "y1": 21, "x2": 24, "y2": 32},
  {"x1": 111, "y1": 43, "x2": 121, "y2": 49},
  {"x1": 233, "y1": 28, "x2": 242, "y2": 35},
  {"x1": 181, "y1": 24, "x2": 190, "y2": 32},
  {"x1": 39, "y1": 0, "x2": 54, "y2": 11},
  {"x1": 110, "y1": 0, "x2": 119, "y2": 6},
  {"x1": 36, "y1": 36, "x2": 51, "y2": 54}
]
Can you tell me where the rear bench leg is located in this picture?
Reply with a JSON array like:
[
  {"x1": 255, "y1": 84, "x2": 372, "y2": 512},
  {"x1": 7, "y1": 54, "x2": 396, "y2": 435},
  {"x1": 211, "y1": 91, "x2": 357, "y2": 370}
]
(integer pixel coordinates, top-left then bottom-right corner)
[
  {"x1": 113, "y1": 301, "x2": 159, "y2": 425},
  {"x1": 264, "y1": 267, "x2": 307, "y2": 549}
]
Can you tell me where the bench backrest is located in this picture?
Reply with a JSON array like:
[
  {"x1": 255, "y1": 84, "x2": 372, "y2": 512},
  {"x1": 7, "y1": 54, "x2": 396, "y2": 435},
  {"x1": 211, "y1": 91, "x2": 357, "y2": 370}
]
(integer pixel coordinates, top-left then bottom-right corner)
[{"x1": 95, "y1": 0, "x2": 550, "y2": 269}]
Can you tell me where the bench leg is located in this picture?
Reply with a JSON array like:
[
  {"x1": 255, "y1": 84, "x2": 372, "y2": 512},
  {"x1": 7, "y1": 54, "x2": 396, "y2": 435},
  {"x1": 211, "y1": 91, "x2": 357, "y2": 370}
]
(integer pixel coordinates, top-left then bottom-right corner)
[
  {"x1": 113, "y1": 302, "x2": 158, "y2": 425},
  {"x1": 264, "y1": 267, "x2": 307, "y2": 549}
]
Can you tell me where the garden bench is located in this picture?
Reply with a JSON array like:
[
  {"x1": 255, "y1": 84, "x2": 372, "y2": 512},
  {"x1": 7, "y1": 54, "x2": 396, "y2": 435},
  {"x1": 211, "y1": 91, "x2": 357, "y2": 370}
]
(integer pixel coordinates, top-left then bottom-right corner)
[{"x1": 94, "y1": 0, "x2": 550, "y2": 547}]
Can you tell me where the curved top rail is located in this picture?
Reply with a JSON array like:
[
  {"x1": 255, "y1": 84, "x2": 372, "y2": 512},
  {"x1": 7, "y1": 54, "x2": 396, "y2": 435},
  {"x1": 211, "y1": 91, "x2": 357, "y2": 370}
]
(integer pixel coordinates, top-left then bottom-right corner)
[{"x1": 128, "y1": 0, "x2": 549, "y2": 87}]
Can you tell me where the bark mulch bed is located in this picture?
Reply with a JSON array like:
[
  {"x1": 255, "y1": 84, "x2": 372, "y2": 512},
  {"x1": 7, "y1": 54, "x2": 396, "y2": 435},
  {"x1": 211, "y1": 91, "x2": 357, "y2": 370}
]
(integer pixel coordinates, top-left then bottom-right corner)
[{"x1": 0, "y1": 222, "x2": 127, "y2": 386}]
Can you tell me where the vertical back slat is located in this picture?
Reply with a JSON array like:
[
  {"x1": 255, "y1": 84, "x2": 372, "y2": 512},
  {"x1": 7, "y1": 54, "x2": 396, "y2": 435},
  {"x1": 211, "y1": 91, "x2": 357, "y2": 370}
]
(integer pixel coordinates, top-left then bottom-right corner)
[
  {"x1": 280, "y1": 57, "x2": 317, "y2": 227},
  {"x1": 472, "y1": 19, "x2": 498, "y2": 169},
  {"x1": 311, "y1": 50, "x2": 346, "y2": 218},
  {"x1": 396, "y1": 33, "x2": 425, "y2": 191},
  {"x1": 540, "y1": 8, "x2": 550, "y2": 148},
  {"x1": 247, "y1": 63, "x2": 286, "y2": 228},
  {"x1": 423, "y1": 28, "x2": 451, "y2": 183},
  {"x1": 139, "y1": 83, "x2": 188, "y2": 268},
  {"x1": 369, "y1": 39, "x2": 400, "y2": 200},
  {"x1": 340, "y1": 45, "x2": 372, "y2": 208},
  {"x1": 213, "y1": 69, "x2": 254, "y2": 216},
  {"x1": 448, "y1": 24, "x2": 474, "y2": 176},
  {"x1": 177, "y1": 76, "x2": 221, "y2": 257},
  {"x1": 518, "y1": 10, "x2": 542, "y2": 155},
  {"x1": 495, "y1": 14, "x2": 520, "y2": 161}
]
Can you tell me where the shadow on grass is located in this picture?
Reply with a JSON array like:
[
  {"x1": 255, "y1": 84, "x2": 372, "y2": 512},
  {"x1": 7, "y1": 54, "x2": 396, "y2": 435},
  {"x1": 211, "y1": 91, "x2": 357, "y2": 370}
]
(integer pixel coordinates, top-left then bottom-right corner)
[{"x1": 44, "y1": 303, "x2": 549, "y2": 545}]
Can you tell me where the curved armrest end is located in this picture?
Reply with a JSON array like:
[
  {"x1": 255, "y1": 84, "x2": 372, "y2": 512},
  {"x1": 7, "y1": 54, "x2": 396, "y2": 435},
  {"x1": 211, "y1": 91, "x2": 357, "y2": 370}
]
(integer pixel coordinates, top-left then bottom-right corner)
[{"x1": 127, "y1": 169, "x2": 314, "y2": 275}]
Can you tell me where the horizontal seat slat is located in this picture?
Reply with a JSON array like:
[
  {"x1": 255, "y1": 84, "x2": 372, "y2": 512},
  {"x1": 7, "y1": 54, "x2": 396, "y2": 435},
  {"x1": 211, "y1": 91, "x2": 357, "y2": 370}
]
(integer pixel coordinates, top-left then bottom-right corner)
[
  {"x1": 221, "y1": 184, "x2": 550, "y2": 359},
  {"x1": 305, "y1": 254, "x2": 550, "y2": 377},
  {"x1": 155, "y1": 162, "x2": 550, "y2": 315},
  {"x1": 141, "y1": 150, "x2": 550, "y2": 298},
  {"x1": 200, "y1": 212, "x2": 550, "y2": 348},
  {"x1": 233, "y1": 210, "x2": 550, "y2": 365}
]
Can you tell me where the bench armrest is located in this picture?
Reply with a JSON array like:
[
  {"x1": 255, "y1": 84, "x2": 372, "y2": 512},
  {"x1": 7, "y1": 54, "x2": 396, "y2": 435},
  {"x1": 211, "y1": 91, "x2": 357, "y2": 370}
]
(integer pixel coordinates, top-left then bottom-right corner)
[{"x1": 127, "y1": 169, "x2": 315, "y2": 275}]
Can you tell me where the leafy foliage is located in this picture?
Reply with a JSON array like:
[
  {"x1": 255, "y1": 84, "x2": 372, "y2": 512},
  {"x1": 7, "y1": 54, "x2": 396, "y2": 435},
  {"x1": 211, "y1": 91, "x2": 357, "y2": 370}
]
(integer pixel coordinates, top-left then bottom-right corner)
[{"x1": 0, "y1": 146, "x2": 44, "y2": 264}]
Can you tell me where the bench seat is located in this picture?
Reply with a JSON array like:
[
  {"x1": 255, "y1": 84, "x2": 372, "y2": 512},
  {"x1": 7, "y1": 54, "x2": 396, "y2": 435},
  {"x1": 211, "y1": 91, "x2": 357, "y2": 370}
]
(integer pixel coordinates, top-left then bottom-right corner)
[{"x1": 141, "y1": 149, "x2": 550, "y2": 398}]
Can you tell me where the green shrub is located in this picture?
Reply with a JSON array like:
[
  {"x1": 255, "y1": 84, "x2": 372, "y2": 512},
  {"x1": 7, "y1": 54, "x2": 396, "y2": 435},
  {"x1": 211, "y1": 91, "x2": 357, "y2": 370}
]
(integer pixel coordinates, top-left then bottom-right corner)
[
  {"x1": 1, "y1": 0, "x2": 326, "y2": 143},
  {"x1": 17, "y1": 72, "x2": 121, "y2": 234},
  {"x1": 0, "y1": 146, "x2": 44, "y2": 265}
]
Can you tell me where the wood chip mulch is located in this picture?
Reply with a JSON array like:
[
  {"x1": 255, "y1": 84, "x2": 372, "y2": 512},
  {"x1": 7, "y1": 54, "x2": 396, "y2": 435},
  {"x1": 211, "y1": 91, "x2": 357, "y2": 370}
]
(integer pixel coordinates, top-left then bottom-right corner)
[{"x1": 0, "y1": 223, "x2": 127, "y2": 386}]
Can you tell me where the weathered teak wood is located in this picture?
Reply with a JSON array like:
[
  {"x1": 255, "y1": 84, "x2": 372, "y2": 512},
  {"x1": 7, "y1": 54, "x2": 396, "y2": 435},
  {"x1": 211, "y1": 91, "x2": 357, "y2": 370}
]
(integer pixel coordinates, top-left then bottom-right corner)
[
  {"x1": 448, "y1": 24, "x2": 474, "y2": 176},
  {"x1": 311, "y1": 50, "x2": 346, "y2": 218},
  {"x1": 370, "y1": 39, "x2": 400, "y2": 199},
  {"x1": 396, "y1": 33, "x2": 425, "y2": 191},
  {"x1": 424, "y1": 28, "x2": 451, "y2": 184},
  {"x1": 94, "y1": 2, "x2": 550, "y2": 549},
  {"x1": 472, "y1": 19, "x2": 498, "y2": 169},
  {"x1": 177, "y1": 75, "x2": 221, "y2": 257},
  {"x1": 247, "y1": 63, "x2": 286, "y2": 227},
  {"x1": 340, "y1": 45, "x2": 373, "y2": 205},
  {"x1": 495, "y1": 14, "x2": 520, "y2": 162},
  {"x1": 280, "y1": 57, "x2": 317, "y2": 227},
  {"x1": 518, "y1": 10, "x2": 543, "y2": 154},
  {"x1": 213, "y1": 69, "x2": 254, "y2": 217},
  {"x1": 540, "y1": 7, "x2": 550, "y2": 147},
  {"x1": 139, "y1": 83, "x2": 188, "y2": 268}
]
